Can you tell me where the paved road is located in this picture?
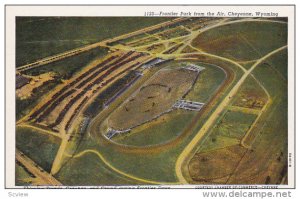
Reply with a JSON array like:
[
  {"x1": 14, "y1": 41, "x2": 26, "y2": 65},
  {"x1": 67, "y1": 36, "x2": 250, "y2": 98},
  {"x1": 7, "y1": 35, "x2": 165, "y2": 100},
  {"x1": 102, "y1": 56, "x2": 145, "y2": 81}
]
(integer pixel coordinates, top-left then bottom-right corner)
[{"x1": 16, "y1": 149, "x2": 62, "y2": 186}]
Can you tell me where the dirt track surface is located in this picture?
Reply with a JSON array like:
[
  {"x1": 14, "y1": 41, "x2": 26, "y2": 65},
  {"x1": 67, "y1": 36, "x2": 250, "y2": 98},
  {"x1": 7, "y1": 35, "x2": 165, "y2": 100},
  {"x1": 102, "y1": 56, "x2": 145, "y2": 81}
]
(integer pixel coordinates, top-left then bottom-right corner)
[
  {"x1": 89, "y1": 57, "x2": 234, "y2": 154},
  {"x1": 108, "y1": 68, "x2": 198, "y2": 131}
]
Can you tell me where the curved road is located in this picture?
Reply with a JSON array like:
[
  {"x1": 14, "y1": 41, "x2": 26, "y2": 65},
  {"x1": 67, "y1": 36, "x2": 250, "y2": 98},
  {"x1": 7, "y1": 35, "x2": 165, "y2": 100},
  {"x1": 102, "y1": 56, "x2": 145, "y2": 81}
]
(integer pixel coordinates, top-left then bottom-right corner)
[
  {"x1": 67, "y1": 149, "x2": 179, "y2": 185},
  {"x1": 175, "y1": 45, "x2": 287, "y2": 184}
]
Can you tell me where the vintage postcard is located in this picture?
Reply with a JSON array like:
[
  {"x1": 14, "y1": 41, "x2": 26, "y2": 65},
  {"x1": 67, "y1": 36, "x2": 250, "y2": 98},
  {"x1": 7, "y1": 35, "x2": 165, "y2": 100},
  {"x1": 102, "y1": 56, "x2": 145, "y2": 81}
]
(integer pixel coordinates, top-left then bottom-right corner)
[{"x1": 5, "y1": 5, "x2": 295, "y2": 189}]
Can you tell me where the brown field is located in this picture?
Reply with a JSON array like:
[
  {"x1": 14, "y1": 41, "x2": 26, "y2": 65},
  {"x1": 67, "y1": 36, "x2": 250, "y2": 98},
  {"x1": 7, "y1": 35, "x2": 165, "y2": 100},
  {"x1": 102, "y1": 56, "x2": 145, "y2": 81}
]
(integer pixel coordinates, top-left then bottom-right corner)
[
  {"x1": 181, "y1": 45, "x2": 198, "y2": 54},
  {"x1": 232, "y1": 76, "x2": 268, "y2": 110},
  {"x1": 227, "y1": 144, "x2": 287, "y2": 185},
  {"x1": 191, "y1": 21, "x2": 287, "y2": 62},
  {"x1": 188, "y1": 145, "x2": 247, "y2": 183},
  {"x1": 107, "y1": 68, "x2": 198, "y2": 131}
]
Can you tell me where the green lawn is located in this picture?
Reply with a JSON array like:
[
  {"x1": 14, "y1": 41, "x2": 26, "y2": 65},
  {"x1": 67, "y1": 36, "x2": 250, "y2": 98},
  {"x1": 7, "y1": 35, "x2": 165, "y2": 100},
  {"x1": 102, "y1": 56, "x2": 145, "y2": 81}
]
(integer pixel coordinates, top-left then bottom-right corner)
[
  {"x1": 184, "y1": 62, "x2": 226, "y2": 103},
  {"x1": 116, "y1": 111, "x2": 196, "y2": 146}
]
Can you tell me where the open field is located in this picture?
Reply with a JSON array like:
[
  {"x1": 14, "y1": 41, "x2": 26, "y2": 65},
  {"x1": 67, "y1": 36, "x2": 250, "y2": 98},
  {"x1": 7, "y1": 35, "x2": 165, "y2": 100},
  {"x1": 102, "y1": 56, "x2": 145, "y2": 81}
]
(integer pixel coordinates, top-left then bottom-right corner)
[
  {"x1": 199, "y1": 110, "x2": 257, "y2": 147},
  {"x1": 16, "y1": 17, "x2": 171, "y2": 66},
  {"x1": 190, "y1": 110, "x2": 257, "y2": 156},
  {"x1": 189, "y1": 145, "x2": 247, "y2": 183},
  {"x1": 15, "y1": 161, "x2": 35, "y2": 186},
  {"x1": 188, "y1": 111, "x2": 256, "y2": 184},
  {"x1": 184, "y1": 62, "x2": 226, "y2": 102},
  {"x1": 16, "y1": 126, "x2": 61, "y2": 172},
  {"x1": 15, "y1": 17, "x2": 288, "y2": 186},
  {"x1": 232, "y1": 76, "x2": 268, "y2": 110},
  {"x1": 56, "y1": 152, "x2": 142, "y2": 185},
  {"x1": 191, "y1": 21, "x2": 287, "y2": 61},
  {"x1": 185, "y1": 44, "x2": 287, "y2": 184},
  {"x1": 115, "y1": 111, "x2": 196, "y2": 147}
]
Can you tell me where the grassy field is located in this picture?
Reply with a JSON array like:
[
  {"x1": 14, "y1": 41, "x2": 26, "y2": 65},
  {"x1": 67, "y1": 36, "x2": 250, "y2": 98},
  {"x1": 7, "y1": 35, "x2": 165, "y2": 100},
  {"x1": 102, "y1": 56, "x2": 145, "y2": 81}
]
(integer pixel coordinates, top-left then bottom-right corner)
[
  {"x1": 247, "y1": 50, "x2": 287, "y2": 144},
  {"x1": 16, "y1": 126, "x2": 61, "y2": 172},
  {"x1": 184, "y1": 62, "x2": 226, "y2": 103},
  {"x1": 228, "y1": 49, "x2": 287, "y2": 184},
  {"x1": 195, "y1": 110, "x2": 256, "y2": 154},
  {"x1": 217, "y1": 111, "x2": 257, "y2": 139},
  {"x1": 232, "y1": 76, "x2": 268, "y2": 110},
  {"x1": 115, "y1": 111, "x2": 196, "y2": 146},
  {"x1": 23, "y1": 47, "x2": 108, "y2": 80},
  {"x1": 187, "y1": 48, "x2": 287, "y2": 184},
  {"x1": 56, "y1": 153, "x2": 142, "y2": 185},
  {"x1": 189, "y1": 145, "x2": 247, "y2": 183},
  {"x1": 16, "y1": 17, "x2": 171, "y2": 66},
  {"x1": 15, "y1": 161, "x2": 34, "y2": 186},
  {"x1": 264, "y1": 48, "x2": 288, "y2": 80},
  {"x1": 57, "y1": 137, "x2": 180, "y2": 183},
  {"x1": 191, "y1": 21, "x2": 287, "y2": 61}
]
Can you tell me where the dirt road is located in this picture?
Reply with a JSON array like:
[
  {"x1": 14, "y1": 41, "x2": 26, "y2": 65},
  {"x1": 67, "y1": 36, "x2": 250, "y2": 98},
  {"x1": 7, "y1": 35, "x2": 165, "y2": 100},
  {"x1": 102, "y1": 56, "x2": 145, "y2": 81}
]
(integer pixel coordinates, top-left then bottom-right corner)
[
  {"x1": 16, "y1": 149, "x2": 62, "y2": 186},
  {"x1": 175, "y1": 45, "x2": 287, "y2": 184}
]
